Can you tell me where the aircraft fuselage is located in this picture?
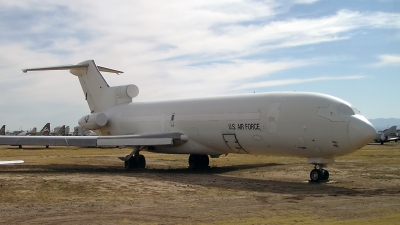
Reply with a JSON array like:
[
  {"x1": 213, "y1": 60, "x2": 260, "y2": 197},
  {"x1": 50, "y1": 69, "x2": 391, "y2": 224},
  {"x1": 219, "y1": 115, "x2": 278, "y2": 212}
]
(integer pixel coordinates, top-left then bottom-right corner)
[{"x1": 101, "y1": 92, "x2": 374, "y2": 160}]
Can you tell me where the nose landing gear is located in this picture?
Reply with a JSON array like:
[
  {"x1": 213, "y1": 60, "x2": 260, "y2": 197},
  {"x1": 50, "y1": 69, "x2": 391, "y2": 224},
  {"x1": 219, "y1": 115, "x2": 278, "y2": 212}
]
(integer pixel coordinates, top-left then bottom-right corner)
[{"x1": 310, "y1": 164, "x2": 329, "y2": 182}]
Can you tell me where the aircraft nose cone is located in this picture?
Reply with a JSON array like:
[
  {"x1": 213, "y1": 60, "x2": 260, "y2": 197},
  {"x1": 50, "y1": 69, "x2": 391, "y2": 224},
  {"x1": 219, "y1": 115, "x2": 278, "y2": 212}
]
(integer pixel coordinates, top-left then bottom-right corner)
[{"x1": 348, "y1": 115, "x2": 376, "y2": 149}]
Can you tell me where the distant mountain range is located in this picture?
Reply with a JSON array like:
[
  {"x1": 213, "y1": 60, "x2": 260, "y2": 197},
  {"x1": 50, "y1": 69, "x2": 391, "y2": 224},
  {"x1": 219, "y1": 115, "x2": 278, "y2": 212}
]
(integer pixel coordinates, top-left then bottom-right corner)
[{"x1": 368, "y1": 118, "x2": 400, "y2": 131}]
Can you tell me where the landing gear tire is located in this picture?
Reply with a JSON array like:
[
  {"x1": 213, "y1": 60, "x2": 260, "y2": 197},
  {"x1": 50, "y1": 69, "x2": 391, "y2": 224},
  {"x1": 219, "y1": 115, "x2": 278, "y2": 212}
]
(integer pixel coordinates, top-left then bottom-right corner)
[
  {"x1": 322, "y1": 169, "x2": 329, "y2": 181},
  {"x1": 137, "y1": 155, "x2": 146, "y2": 168},
  {"x1": 125, "y1": 154, "x2": 146, "y2": 169},
  {"x1": 310, "y1": 169, "x2": 322, "y2": 182},
  {"x1": 124, "y1": 155, "x2": 135, "y2": 169},
  {"x1": 188, "y1": 154, "x2": 209, "y2": 168}
]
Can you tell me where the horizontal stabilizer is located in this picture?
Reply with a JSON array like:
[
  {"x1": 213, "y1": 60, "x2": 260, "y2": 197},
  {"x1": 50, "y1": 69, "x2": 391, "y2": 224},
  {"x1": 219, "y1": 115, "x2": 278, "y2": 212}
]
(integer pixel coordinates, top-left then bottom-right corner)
[{"x1": 22, "y1": 63, "x2": 123, "y2": 74}]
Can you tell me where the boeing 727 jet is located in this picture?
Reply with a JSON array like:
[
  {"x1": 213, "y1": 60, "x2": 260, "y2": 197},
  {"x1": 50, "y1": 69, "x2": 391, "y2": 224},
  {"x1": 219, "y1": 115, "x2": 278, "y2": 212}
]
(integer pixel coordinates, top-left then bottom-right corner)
[{"x1": 0, "y1": 60, "x2": 376, "y2": 182}]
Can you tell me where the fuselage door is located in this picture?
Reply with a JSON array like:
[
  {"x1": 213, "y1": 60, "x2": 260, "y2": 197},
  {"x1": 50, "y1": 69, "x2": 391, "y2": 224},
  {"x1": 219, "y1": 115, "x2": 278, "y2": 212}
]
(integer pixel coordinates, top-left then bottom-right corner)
[
  {"x1": 223, "y1": 134, "x2": 248, "y2": 154},
  {"x1": 170, "y1": 113, "x2": 175, "y2": 127}
]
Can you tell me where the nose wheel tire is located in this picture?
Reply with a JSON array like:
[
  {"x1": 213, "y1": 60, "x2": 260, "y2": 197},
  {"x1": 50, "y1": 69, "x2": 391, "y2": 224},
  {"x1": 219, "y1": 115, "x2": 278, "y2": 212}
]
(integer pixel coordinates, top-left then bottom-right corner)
[
  {"x1": 310, "y1": 169, "x2": 322, "y2": 182},
  {"x1": 310, "y1": 168, "x2": 330, "y2": 182}
]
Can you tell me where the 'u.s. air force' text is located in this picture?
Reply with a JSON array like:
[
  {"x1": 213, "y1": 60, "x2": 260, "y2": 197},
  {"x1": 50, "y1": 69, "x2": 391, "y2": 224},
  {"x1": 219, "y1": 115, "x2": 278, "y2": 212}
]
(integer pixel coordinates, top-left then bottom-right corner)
[{"x1": 228, "y1": 123, "x2": 260, "y2": 131}]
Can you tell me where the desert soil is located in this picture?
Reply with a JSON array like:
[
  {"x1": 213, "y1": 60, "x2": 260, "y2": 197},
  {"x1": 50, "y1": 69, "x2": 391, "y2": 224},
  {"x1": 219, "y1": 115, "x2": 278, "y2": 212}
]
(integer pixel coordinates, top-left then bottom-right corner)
[{"x1": 0, "y1": 143, "x2": 400, "y2": 225}]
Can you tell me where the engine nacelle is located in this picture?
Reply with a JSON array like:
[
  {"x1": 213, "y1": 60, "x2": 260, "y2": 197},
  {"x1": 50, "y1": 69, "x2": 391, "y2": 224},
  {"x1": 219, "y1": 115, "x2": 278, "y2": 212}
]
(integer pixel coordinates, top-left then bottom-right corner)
[
  {"x1": 78, "y1": 112, "x2": 108, "y2": 130},
  {"x1": 112, "y1": 84, "x2": 139, "y2": 105},
  {"x1": 116, "y1": 84, "x2": 139, "y2": 99}
]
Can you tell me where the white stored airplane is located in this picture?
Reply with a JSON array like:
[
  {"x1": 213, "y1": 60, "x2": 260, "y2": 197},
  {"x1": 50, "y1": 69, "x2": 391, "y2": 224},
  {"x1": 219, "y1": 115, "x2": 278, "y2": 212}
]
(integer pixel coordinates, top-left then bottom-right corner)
[
  {"x1": 0, "y1": 60, "x2": 376, "y2": 182},
  {"x1": 0, "y1": 160, "x2": 24, "y2": 165},
  {"x1": 17, "y1": 127, "x2": 36, "y2": 136},
  {"x1": 373, "y1": 126, "x2": 399, "y2": 145}
]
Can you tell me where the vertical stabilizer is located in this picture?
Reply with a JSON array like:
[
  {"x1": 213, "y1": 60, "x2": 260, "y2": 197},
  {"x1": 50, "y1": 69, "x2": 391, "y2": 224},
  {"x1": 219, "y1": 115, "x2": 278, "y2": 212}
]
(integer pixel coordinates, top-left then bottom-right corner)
[
  {"x1": 0, "y1": 125, "x2": 5, "y2": 135},
  {"x1": 72, "y1": 60, "x2": 139, "y2": 112},
  {"x1": 22, "y1": 60, "x2": 138, "y2": 113},
  {"x1": 40, "y1": 123, "x2": 50, "y2": 136},
  {"x1": 71, "y1": 60, "x2": 112, "y2": 112},
  {"x1": 383, "y1": 126, "x2": 397, "y2": 136},
  {"x1": 56, "y1": 125, "x2": 66, "y2": 136}
]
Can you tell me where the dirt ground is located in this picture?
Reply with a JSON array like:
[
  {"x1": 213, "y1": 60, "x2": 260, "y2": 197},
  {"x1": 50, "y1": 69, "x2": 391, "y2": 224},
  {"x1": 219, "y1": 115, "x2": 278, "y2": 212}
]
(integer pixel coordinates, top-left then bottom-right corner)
[{"x1": 0, "y1": 143, "x2": 400, "y2": 225}]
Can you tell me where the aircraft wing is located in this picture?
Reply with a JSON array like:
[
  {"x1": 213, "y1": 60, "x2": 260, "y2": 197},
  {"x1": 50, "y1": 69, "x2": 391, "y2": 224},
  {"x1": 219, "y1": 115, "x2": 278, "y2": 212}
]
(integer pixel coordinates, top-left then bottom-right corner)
[
  {"x1": 0, "y1": 132, "x2": 188, "y2": 147},
  {"x1": 386, "y1": 136, "x2": 399, "y2": 142}
]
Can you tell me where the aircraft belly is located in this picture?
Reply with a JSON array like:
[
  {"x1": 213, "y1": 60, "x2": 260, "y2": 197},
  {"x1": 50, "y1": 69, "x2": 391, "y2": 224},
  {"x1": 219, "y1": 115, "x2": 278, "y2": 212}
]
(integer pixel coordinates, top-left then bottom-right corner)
[{"x1": 152, "y1": 139, "x2": 226, "y2": 155}]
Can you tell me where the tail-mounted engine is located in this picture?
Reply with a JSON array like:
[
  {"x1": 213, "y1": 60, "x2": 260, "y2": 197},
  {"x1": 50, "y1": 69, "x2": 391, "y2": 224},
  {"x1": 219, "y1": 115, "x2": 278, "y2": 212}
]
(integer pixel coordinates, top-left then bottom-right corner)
[
  {"x1": 78, "y1": 112, "x2": 108, "y2": 130},
  {"x1": 113, "y1": 84, "x2": 139, "y2": 105}
]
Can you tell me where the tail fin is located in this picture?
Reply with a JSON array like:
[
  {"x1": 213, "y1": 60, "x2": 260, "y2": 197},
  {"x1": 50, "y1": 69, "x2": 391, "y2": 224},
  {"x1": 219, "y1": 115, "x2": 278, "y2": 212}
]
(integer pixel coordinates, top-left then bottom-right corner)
[
  {"x1": 40, "y1": 123, "x2": 50, "y2": 135},
  {"x1": 384, "y1": 126, "x2": 397, "y2": 136},
  {"x1": 23, "y1": 60, "x2": 139, "y2": 113},
  {"x1": 0, "y1": 125, "x2": 5, "y2": 135},
  {"x1": 57, "y1": 125, "x2": 66, "y2": 136},
  {"x1": 26, "y1": 127, "x2": 39, "y2": 135}
]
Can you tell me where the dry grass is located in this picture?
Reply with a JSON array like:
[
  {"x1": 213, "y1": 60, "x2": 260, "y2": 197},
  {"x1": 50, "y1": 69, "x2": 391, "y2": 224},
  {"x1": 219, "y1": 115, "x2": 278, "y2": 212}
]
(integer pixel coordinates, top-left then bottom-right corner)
[{"x1": 0, "y1": 143, "x2": 400, "y2": 224}]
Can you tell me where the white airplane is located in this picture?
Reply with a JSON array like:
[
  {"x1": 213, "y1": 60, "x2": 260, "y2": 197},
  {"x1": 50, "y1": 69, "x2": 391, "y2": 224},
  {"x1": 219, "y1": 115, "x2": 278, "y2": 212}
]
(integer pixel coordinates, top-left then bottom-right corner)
[
  {"x1": 373, "y1": 126, "x2": 399, "y2": 145},
  {"x1": 17, "y1": 127, "x2": 37, "y2": 136},
  {"x1": 73, "y1": 126, "x2": 98, "y2": 136},
  {"x1": 0, "y1": 60, "x2": 376, "y2": 182},
  {"x1": 0, "y1": 160, "x2": 24, "y2": 165}
]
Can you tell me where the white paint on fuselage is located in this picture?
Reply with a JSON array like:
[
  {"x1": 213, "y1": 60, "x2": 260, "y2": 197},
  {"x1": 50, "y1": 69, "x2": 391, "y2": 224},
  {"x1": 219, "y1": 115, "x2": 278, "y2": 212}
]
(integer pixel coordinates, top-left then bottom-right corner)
[{"x1": 100, "y1": 92, "x2": 370, "y2": 159}]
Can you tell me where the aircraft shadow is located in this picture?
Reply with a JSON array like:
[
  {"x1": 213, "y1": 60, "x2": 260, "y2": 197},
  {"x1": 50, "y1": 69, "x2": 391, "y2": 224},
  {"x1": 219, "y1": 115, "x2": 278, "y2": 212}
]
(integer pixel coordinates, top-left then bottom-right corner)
[
  {"x1": 0, "y1": 163, "x2": 280, "y2": 174},
  {"x1": 0, "y1": 162, "x2": 382, "y2": 197}
]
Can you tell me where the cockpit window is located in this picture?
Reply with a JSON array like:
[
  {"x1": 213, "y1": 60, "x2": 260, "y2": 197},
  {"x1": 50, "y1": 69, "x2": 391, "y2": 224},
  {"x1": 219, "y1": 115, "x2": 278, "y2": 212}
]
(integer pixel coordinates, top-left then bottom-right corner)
[
  {"x1": 351, "y1": 107, "x2": 361, "y2": 115},
  {"x1": 336, "y1": 104, "x2": 355, "y2": 116}
]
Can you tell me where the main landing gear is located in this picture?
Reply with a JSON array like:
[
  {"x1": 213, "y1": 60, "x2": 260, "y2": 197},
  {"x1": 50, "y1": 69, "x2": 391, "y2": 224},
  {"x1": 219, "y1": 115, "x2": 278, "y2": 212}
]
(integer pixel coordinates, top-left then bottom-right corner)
[
  {"x1": 310, "y1": 164, "x2": 329, "y2": 182},
  {"x1": 120, "y1": 148, "x2": 210, "y2": 169},
  {"x1": 120, "y1": 147, "x2": 146, "y2": 169},
  {"x1": 188, "y1": 154, "x2": 209, "y2": 168}
]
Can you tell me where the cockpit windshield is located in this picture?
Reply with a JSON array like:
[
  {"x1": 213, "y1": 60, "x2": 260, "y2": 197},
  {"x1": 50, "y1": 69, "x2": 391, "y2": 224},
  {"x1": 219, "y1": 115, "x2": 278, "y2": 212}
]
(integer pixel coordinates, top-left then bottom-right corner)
[
  {"x1": 336, "y1": 104, "x2": 355, "y2": 116},
  {"x1": 351, "y1": 106, "x2": 361, "y2": 115}
]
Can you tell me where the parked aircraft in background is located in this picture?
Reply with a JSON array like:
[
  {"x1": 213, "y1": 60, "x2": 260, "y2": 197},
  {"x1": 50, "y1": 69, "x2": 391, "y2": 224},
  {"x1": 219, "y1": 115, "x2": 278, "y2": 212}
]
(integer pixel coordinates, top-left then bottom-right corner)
[
  {"x1": 74, "y1": 126, "x2": 98, "y2": 136},
  {"x1": 17, "y1": 127, "x2": 37, "y2": 136},
  {"x1": 51, "y1": 125, "x2": 67, "y2": 136},
  {"x1": 17, "y1": 123, "x2": 50, "y2": 148},
  {"x1": 373, "y1": 126, "x2": 399, "y2": 145},
  {"x1": 0, "y1": 125, "x2": 5, "y2": 135},
  {"x1": 0, "y1": 160, "x2": 24, "y2": 165},
  {"x1": 18, "y1": 123, "x2": 50, "y2": 136},
  {"x1": 0, "y1": 60, "x2": 376, "y2": 182}
]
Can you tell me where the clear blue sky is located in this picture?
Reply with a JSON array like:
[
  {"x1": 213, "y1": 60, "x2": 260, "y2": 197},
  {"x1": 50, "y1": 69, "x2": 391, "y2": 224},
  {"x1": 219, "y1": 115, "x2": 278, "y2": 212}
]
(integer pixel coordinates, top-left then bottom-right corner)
[{"x1": 0, "y1": 0, "x2": 399, "y2": 131}]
